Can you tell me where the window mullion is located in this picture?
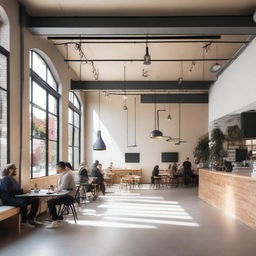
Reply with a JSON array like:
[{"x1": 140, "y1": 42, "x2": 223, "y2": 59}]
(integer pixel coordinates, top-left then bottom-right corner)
[{"x1": 46, "y1": 93, "x2": 49, "y2": 176}]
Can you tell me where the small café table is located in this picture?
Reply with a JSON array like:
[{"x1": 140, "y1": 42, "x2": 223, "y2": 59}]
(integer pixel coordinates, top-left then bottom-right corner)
[
  {"x1": 16, "y1": 189, "x2": 70, "y2": 198},
  {"x1": 16, "y1": 190, "x2": 71, "y2": 221}
]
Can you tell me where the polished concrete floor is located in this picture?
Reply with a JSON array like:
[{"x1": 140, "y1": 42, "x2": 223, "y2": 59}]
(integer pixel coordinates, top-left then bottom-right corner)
[{"x1": 0, "y1": 186, "x2": 256, "y2": 256}]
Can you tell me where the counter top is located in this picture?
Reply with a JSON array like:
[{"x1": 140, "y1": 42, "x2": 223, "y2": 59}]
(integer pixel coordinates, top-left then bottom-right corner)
[{"x1": 199, "y1": 169, "x2": 256, "y2": 181}]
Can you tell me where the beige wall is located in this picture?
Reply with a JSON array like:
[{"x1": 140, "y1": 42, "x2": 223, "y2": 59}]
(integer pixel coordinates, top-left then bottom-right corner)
[
  {"x1": 84, "y1": 92, "x2": 208, "y2": 183},
  {"x1": 0, "y1": 0, "x2": 83, "y2": 188}
]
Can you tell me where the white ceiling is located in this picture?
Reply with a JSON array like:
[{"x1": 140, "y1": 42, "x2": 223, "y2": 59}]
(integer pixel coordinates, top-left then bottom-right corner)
[
  {"x1": 18, "y1": 0, "x2": 256, "y2": 16},
  {"x1": 53, "y1": 35, "x2": 249, "y2": 81}
]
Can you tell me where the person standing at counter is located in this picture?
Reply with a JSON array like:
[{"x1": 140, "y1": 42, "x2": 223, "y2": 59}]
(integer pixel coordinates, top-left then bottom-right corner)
[{"x1": 183, "y1": 157, "x2": 192, "y2": 186}]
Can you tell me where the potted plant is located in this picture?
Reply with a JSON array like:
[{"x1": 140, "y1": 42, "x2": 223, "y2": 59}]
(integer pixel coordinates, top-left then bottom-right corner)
[
  {"x1": 193, "y1": 136, "x2": 209, "y2": 168},
  {"x1": 209, "y1": 128, "x2": 226, "y2": 170}
]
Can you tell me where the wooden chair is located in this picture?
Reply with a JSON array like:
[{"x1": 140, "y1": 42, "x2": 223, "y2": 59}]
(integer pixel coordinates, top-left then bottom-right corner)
[
  {"x1": 169, "y1": 176, "x2": 179, "y2": 188},
  {"x1": 151, "y1": 176, "x2": 161, "y2": 189}
]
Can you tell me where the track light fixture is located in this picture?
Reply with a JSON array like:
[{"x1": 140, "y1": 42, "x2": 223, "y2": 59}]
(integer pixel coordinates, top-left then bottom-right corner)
[{"x1": 210, "y1": 43, "x2": 222, "y2": 73}]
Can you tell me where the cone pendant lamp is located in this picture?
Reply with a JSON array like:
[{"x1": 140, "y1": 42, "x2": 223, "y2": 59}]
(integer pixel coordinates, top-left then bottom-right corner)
[
  {"x1": 93, "y1": 90, "x2": 106, "y2": 150},
  {"x1": 150, "y1": 97, "x2": 163, "y2": 139}
]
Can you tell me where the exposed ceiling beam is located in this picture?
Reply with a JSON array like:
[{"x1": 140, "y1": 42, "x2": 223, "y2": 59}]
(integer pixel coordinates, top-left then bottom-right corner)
[
  {"x1": 54, "y1": 40, "x2": 248, "y2": 45},
  {"x1": 65, "y1": 58, "x2": 230, "y2": 62},
  {"x1": 71, "y1": 80, "x2": 213, "y2": 91},
  {"x1": 49, "y1": 35, "x2": 221, "y2": 40},
  {"x1": 23, "y1": 13, "x2": 256, "y2": 35},
  {"x1": 141, "y1": 93, "x2": 208, "y2": 103}
]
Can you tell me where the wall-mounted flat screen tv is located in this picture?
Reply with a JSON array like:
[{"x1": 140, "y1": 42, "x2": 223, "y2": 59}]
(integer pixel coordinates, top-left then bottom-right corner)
[
  {"x1": 125, "y1": 153, "x2": 140, "y2": 163},
  {"x1": 161, "y1": 152, "x2": 178, "y2": 162}
]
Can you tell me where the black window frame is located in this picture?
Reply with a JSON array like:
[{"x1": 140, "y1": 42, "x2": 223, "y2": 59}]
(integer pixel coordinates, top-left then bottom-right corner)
[
  {"x1": 30, "y1": 50, "x2": 60, "y2": 178},
  {"x1": 68, "y1": 92, "x2": 81, "y2": 170},
  {"x1": 0, "y1": 45, "x2": 10, "y2": 166}
]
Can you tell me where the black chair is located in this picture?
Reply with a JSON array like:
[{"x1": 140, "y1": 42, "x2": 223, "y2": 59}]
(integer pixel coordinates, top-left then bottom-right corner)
[{"x1": 57, "y1": 200, "x2": 78, "y2": 224}]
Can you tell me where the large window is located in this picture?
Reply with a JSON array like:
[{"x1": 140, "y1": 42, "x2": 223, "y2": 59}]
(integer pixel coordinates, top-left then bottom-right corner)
[
  {"x1": 68, "y1": 92, "x2": 81, "y2": 170},
  {"x1": 30, "y1": 51, "x2": 59, "y2": 178},
  {"x1": 0, "y1": 45, "x2": 9, "y2": 168}
]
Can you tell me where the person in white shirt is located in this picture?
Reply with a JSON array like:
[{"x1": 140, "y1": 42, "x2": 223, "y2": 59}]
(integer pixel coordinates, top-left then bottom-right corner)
[{"x1": 46, "y1": 161, "x2": 76, "y2": 229}]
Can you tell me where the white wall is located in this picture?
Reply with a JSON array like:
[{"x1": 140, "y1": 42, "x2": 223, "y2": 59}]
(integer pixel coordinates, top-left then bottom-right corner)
[
  {"x1": 209, "y1": 37, "x2": 256, "y2": 123},
  {"x1": 84, "y1": 92, "x2": 208, "y2": 182}
]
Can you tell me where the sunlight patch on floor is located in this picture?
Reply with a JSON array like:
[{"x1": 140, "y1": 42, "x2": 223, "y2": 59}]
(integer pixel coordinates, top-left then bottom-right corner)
[
  {"x1": 67, "y1": 220, "x2": 157, "y2": 229},
  {"x1": 104, "y1": 217, "x2": 199, "y2": 227}
]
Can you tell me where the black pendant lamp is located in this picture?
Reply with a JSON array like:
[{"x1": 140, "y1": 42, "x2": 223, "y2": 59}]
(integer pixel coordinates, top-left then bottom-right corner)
[
  {"x1": 150, "y1": 97, "x2": 163, "y2": 139},
  {"x1": 93, "y1": 90, "x2": 106, "y2": 150},
  {"x1": 143, "y1": 39, "x2": 151, "y2": 65}
]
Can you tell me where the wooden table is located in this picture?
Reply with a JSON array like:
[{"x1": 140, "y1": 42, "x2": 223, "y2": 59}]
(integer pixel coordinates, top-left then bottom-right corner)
[
  {"x1": 109, "y1": 169, "x2": 142, "y2": 184},
  {"x1": 120, "y1": 175, "x2": 141, "y2": 190}
]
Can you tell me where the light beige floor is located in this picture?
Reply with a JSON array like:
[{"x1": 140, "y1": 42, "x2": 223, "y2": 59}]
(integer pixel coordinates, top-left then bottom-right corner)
[{"x1": 1, "y1": 186, "x2": 256, "y2": 256}]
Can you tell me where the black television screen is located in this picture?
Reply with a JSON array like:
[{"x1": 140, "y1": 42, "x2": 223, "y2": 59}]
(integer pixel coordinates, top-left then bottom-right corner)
[
  {"x1": 241, "y1": 112, "x2": 256, "y2": 139},
  {"x1": 161, "y1": 152, "x2": 178, "y2": 162},
  {"x1": 125, "y1": 153, "x2": 140, "y2": 163}
]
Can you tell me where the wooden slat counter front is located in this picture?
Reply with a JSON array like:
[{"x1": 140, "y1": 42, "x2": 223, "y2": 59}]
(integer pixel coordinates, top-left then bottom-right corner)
[
  {"x1": 199, "y1": 169, "x2": 256, "y2": 229},
  {"x1": 110, "y1": 169, "x2": 142, "y2": 184}
]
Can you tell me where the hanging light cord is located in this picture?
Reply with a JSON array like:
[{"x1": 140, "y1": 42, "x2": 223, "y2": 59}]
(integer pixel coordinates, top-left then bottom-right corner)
[
  {"x1": 126, "y1": 105, "x2": 129, "y2": 147},
  {"x1": 98, "y1": 89, "x2": 101, "y2": 130},
  {"x1": 134, "y1": 97, "x2": 137, "y2": 145},
  {"x1": 154, "y1": 94, "x2": 157, "y2": 129}
]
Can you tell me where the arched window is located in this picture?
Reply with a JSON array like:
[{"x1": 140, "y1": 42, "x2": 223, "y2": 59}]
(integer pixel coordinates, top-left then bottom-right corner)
[
  {"x1": 0, "y1": 7, "x2": 9, "y2": 168},
  {"x1": 68, "y1": 92, "x2": 81, "y2": 169},
  {"x1": 30, "y1": 50, "x2": 59, "y2": 178}
]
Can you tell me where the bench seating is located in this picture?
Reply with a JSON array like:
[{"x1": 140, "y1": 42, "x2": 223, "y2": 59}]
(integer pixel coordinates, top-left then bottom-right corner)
[{"x1": 0, "y1": 205, "x2": 20, "y2": 233}]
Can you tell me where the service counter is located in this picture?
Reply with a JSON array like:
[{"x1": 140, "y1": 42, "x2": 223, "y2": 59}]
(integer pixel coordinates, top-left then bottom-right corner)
[{"x1": 199, "y1": 169, "x2": 256, "y2": 229}]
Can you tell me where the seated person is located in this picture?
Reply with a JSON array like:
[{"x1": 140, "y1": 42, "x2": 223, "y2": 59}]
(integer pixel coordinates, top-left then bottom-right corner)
[
  {"x1": 167, "y1": 164, "x2": 172, "y2": 175},
  {"x1": 151, "y1": 165, "x2": 160, "y2": 184},
  {"x1": 65, "y1": 162, "x2": 73, "y2": 172},
  {"x1": 78, "y1": 162, "x2": 89, "y2": 184},
  {"x1": 91, "y1": 160, "x2": 105, "y2": 195},
  {"x1": 0, "y1": 163, "x2": 41, "y2": 228},
  {"x1": 170, "y1": 163, "x2": 180, "y2": 178},
  {"x1": 108, "y1": 162, "x2": 113, "y2": 171},
  {"x1": 47, "y1": 161, "x2": 76, "y2": 229}
]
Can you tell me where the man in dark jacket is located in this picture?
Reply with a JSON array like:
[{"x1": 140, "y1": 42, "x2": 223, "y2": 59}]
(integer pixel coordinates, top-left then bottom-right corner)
[
  {"x1": 183, "y1": 157, "x2": 192, "y2": 186},
  {"x1": 0, "y1": 163, "x2": 40, "y2": 227},
  {"x1": 91, "y1": 160, "x2": 105, "y2": 195}
]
